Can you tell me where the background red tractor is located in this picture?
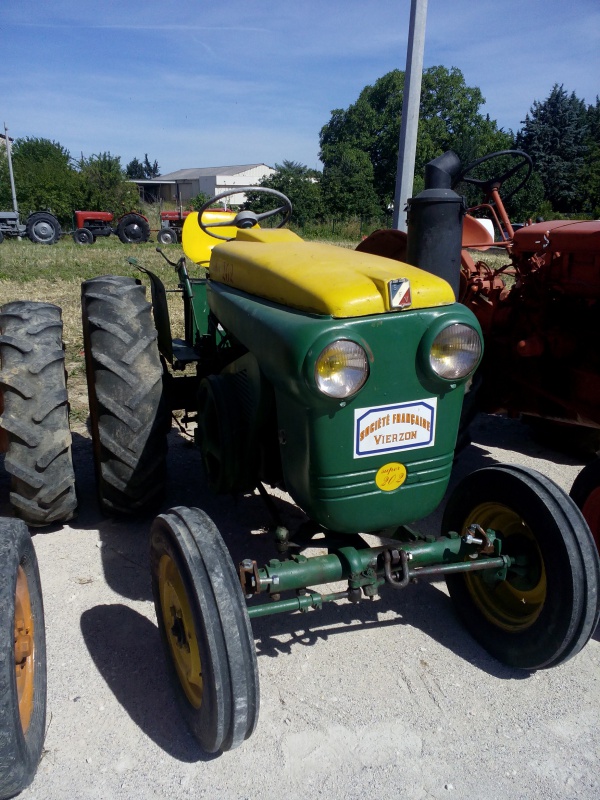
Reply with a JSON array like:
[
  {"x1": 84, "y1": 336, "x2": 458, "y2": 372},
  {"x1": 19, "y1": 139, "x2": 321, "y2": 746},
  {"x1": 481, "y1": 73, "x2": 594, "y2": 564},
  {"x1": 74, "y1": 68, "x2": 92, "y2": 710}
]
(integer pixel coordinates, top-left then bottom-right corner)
[
  {"x1": 156, "y1": 209, "x2": 191, "y2": 244},
  {"x1": 358, "y1": 149, "x2": 600, "y2": 547},
  {"x1": 71, "y1": 210, "x2": 150, "y2": 244}
]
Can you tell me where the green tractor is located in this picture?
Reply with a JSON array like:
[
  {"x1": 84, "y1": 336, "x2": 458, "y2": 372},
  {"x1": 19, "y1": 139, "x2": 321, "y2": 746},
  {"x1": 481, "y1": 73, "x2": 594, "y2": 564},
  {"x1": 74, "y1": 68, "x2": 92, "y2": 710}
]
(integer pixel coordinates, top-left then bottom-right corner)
[{"x1": 81, "y1": 185, "x2": 599, "y2": 755}]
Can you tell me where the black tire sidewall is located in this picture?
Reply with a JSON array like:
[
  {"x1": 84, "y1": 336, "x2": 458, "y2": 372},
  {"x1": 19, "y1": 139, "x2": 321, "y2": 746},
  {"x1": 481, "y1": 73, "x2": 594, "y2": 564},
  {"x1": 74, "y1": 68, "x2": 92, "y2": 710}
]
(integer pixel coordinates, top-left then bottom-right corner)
[
  {"x1": 0, "y1": 519, "x2": 47, "y2": 799},
  {"x1": 117, "y1": 214, "x2": 150, "y2": 244},
  {"x1": 157, "y1": 229, "x2": 176, "y2": 245},
  {"x1": 150, "y1": 518, "x2": 227, "y2": 753},
  {"x1": 444, "y1": 466, "x2": 586, "y2": 669},
  {"x1": 26, "y1": 213, "x2": 61, "y2": 245}
]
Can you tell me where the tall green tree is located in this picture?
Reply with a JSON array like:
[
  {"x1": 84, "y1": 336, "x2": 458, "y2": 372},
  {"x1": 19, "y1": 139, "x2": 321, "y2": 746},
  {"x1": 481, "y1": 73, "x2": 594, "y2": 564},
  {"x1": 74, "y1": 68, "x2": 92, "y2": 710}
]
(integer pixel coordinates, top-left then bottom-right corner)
[
  {"x1": 0, "y1": 137, "x2": 80, "y2": 222},
  {"x1": 248, "y1": 161, "x2": 324, "y2": 226},
  {"x1": 319, "y1": 147, "x2": 381, "y2": 220},
  {"x1": 78, "y1": 152, "x2": 139, "y2": 212},
  {"x1": 516, "y1": 84, "x2": 588, "y2": 213},
  {"x1": 125, "y1": 157, "x2": 145, "y2": 179},
  {"x1": 126, "y1": 153, "x2": 160, "y2": 179},
  {"x1": 319, "y1": 66, "x2": 513, "y2": 214},
  {"x1": 578, "y1": 96, "x2": 600, "y2": 216}
]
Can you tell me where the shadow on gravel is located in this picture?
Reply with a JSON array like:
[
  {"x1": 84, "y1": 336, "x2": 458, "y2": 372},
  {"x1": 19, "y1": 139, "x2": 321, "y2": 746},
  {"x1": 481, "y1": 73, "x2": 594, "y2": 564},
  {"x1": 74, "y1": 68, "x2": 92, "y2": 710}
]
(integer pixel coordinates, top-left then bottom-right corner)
[
  {"x1": 80, "y1": 603, "x2": 214, "y2": 763},
  {"x1": 250, "y1": 578, "x2": 531, "y2": 682}
]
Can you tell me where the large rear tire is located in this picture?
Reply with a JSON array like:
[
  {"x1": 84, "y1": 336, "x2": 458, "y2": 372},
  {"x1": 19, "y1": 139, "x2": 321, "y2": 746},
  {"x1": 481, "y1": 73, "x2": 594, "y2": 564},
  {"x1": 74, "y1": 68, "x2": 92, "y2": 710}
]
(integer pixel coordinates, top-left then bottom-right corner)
[
  {"x1": 116, "y1": 213, "x2": 150, "y2": 244},
  {"x1": 0, "y1": 518, "x2": 47, "y2": 800},
  {"x1": 25, "y1": 212, "x2": 61, "y2": 245},
  {"x1": 443, "y1": 465, "x2": 600, "y2": 670},
  {"x1": 150, "y1": 507, "x2": 259, "y2": 753},
  {"x1": 81, "y1": 276, "x2": 169, "y2": 515},
  {"x1": 0, "y1": 301, "x2": 77, "y2": 526}
]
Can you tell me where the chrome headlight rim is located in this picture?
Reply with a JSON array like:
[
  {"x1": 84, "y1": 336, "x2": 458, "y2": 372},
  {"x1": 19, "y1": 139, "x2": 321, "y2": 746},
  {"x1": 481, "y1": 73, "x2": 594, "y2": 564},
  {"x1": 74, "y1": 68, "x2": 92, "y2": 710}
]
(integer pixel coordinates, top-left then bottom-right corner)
[
  {"x1": 311, "y1": 337, "x2": 370, "y2": 399},
  {"x1": 419, "y1": 319, "x2": 483, "y2": 384}
]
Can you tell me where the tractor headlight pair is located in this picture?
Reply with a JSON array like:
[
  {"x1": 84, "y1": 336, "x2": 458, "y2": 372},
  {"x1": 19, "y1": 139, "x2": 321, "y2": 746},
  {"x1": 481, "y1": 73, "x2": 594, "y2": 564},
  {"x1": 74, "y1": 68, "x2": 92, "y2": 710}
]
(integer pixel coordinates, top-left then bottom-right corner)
[{"x1": 313, "y1": 323, "x2": 481, "y2": 399}]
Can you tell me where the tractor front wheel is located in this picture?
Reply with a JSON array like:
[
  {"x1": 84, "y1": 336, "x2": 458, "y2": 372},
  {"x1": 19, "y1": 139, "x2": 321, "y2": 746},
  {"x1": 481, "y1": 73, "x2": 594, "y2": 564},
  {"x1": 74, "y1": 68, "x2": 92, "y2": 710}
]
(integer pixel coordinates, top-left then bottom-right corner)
[
  {"x1": 0, "y1": 301, "x2": 77, "y2": 526},
  {"x1": 150, "y1": 507, "x2": 259, "y2": 753},
  {"x1": 570, "y1": 457, "x2": 600, "y2": 551},
  {"x1": 73, "y1": 228, "x2": 94, "y2": 245},
  {"x1": 443, "y1": 465, "x2": 600, "y2": 670},
  {"x1": 0, "y1": 518, "x2": 47, "y2": 800},
  {"x1": 117, "y1": 213, "x2": 150, "y2": 244},
  {"x1": 81, "y1": 276, "x2": 169, "y2": 515},
  {"x1": 156, "y1": 228, "x2": 178, "y2": 245}
]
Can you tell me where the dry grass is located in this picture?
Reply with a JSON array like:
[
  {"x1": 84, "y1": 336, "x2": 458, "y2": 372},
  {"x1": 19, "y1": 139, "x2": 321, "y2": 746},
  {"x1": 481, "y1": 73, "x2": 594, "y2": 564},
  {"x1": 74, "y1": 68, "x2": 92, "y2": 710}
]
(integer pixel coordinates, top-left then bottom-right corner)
[{"x1": 0, "y1": 238, "x2": 192, "y2": 421}]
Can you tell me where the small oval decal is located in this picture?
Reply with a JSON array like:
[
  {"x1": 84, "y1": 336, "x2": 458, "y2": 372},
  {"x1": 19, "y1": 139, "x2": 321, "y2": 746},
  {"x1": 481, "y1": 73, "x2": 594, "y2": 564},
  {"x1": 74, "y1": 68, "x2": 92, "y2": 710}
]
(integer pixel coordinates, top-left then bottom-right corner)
[{"x1": 375, "y1": 462, "x2": 407, "y2": 492}]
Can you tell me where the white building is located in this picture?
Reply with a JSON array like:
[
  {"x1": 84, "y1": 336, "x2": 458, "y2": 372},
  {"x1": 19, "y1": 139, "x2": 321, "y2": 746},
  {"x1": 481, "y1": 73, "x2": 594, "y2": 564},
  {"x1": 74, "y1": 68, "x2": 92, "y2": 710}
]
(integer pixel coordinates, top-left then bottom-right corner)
[{"x1": 133, "y1": 163, "x2": 275, "y2": 205}]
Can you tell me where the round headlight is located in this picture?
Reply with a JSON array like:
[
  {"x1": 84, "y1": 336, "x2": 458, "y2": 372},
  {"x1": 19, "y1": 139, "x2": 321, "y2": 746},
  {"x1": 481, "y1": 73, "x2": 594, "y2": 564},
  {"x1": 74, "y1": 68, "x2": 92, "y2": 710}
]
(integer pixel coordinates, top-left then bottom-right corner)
[
  {"x1": 429, "y1": 324, "x2": 482, "y2": 380},
  {"x1": 314, "y1": 339, "x2": 369, "y2": 398}
]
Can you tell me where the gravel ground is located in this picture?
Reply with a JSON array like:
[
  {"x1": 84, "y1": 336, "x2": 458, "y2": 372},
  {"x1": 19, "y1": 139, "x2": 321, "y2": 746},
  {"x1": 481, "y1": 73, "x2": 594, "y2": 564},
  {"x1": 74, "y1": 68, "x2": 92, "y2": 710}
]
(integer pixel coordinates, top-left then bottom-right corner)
[{"x1": 3, "y1": 413, "x2": 599, "y2": 800}]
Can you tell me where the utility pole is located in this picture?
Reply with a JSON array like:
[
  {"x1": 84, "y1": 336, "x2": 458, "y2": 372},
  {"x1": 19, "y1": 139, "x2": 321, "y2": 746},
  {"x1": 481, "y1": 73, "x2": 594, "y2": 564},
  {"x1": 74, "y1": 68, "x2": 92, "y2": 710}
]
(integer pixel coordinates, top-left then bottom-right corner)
[
  {"x1": 392, "y1": 0, "x2": 428, "y2": 231},
  {"x1": 3, "y1": 122, "x2": 19, "y2": 216}
]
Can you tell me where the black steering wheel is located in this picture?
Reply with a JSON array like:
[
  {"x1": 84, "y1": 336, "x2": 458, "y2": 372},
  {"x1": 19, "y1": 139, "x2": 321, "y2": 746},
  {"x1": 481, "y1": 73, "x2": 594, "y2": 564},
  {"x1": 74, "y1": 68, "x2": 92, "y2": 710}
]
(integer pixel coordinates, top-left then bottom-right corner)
[
  {"x1": 452, "y1": 150, "x2": 533, "y2": 202},
  {"x1": 197, "y1": 187, "x2": 293, "y2": 241}
]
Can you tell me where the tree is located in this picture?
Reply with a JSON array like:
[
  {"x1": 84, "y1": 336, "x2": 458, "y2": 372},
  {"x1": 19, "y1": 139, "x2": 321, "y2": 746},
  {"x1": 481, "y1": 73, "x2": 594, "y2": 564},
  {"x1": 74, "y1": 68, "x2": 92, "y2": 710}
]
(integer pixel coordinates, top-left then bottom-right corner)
[
  {"x1": 578, "y1": 96, "x2": 600, "y2": 217},
  {"x1": 78, "y1": 152, "x2": 139, "y2": 212},
  {"x1": 143, "y1": 154, "x2": 160, "y2": 178},
  {"x1": 0, "y1": 137, "x2": 81, "y2": 222},
  {"x1": 320, "y1": 147, "x2": 381, "y2": 220},
  {"x1": 319, "y1": 66, "x2": 513, "y2": 214},
  {"x1": 247, "y1": 161, "x2": 324, "y2": 226},
  {"x1": 126, "y1": 153, "x2": 160, "y2": 179},
  {"x1": 516, "y1": 85, "x2": 588, "y2": 213},
  {"x1": 190, "y1": 191, "x2": 211, "y2": 211},
  {"x1": 125, "y1": 157, "x2": 145, "y2": 179}
]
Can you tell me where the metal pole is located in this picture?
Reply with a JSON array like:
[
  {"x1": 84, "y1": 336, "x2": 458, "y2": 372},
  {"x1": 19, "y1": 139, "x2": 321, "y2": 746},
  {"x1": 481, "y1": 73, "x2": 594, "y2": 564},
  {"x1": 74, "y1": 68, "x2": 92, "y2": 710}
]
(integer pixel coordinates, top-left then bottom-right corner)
[
  {"x1": 4, "y1": 122, "x2": 19, "y2": 216},
  {"x1": 392, "y1": 0, "x2": 428, "y2": 231}
]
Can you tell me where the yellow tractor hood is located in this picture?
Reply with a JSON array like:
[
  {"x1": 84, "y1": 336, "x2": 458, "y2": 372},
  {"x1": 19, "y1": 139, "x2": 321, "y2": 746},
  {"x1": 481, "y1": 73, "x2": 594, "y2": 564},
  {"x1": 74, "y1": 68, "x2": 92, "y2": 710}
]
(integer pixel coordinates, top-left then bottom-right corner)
[{"x1": 209, "y1": 229, "x2": 455, "y2": 318}]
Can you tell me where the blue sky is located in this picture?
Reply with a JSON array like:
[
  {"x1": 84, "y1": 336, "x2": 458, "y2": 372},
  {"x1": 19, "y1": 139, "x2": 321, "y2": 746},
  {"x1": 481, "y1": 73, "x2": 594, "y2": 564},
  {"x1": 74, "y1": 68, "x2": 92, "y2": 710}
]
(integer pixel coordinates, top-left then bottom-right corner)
[{"x1": 2, "y1": 0, "x2": 599, "y2": 176}]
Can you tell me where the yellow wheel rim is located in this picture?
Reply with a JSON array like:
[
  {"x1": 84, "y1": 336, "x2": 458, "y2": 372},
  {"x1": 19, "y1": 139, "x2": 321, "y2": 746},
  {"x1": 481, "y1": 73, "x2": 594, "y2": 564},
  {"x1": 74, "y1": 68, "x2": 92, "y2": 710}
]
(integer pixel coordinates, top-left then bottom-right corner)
[
  {"x1": 462, "y1": 502, "x2": 546, "y2": 631},
  {"x1": 158, "y1": 554, "x2": 203, "y2": 708},
  {"x1": 14, "y1": 565, "x2": 35, "y2": 733}
]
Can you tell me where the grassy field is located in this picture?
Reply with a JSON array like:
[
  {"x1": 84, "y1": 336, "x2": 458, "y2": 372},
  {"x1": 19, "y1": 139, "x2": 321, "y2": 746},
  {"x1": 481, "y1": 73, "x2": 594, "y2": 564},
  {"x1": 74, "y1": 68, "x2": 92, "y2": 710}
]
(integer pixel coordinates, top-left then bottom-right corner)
[
  {"x1": 0, "y1": 234, "x2": 509, "y2": 424},
  {"x1": 0, "y1": 237, "x2": 191, "y2": 422}
]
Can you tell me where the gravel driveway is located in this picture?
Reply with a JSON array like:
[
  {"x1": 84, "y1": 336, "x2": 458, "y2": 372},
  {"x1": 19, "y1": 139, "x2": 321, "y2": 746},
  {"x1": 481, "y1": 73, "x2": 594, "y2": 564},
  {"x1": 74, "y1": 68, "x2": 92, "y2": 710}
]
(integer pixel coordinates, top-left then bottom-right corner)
[{"x1": 4, "y1": 413, "x2": 599, "y2": 800}]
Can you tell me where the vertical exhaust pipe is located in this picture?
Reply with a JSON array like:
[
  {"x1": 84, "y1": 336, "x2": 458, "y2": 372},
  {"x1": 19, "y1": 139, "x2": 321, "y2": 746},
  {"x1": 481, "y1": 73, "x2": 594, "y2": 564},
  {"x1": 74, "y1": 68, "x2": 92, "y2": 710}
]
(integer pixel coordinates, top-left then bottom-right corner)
[{"x1": 405, "y1": 151, "x2": 465, "y2": 297}]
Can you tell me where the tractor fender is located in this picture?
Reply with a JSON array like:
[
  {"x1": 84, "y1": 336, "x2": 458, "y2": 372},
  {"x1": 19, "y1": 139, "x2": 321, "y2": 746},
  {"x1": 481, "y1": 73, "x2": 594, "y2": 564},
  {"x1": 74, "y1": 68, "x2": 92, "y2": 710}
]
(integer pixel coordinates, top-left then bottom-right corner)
[{"x1": 134, "y1": 266, "x2": 173, "y2": 363}]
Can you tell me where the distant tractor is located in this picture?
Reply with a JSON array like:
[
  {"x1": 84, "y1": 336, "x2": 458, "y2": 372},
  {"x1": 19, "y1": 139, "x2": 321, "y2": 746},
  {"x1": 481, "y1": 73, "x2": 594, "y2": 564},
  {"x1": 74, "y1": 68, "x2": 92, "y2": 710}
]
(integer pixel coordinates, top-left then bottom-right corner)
[
  {"x1": 72, "y1": 210, "x2": 150, "y2": 245},
  {"x1": 0, "y1": 210, "x2": 62, "y2": 245},
  {"x1": 156, "y1": 210, "x2": 191, "y2": 245}
]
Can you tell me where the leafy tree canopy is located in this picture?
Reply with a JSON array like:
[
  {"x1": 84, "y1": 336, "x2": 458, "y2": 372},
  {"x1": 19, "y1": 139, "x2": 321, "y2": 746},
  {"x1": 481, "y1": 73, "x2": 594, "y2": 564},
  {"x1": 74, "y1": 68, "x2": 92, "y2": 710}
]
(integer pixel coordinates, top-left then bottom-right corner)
[
  {"x1": 516, "y1": 84, "x2": 589, "y2": 213},
  {"x1": 319, "y1": 66, "x2": 513, "y2": 215},
  {"x1": 0, "y1": 137, "x2": 80, "y2": 221},
  {"x1": 77, "y1": 152, "x2": 139, "y2": 213},
  {"x1": 126, "y1": 153, "x2": 161, "y2": 179},
  {"x1": 247, "y1": 161, "x2": 324, "y2": 226}
]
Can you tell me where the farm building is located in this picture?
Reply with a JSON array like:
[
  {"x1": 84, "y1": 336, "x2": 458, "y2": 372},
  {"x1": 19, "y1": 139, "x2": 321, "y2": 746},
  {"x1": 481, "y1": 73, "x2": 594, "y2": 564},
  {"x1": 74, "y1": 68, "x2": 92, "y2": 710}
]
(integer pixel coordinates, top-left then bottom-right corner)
[{"x1": 132, "y1": 163, "x2": 275, "y2": 205}]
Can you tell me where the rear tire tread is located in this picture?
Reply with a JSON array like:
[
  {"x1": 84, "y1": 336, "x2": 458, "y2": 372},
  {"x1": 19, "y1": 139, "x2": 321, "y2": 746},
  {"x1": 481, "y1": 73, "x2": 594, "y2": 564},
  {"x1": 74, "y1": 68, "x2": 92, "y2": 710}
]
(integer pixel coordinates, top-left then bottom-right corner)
[
  {"x1": 81, "y1": 276, "x2": 168, "y2": 515},
  {"x1": 0, "y1": 302, "x2": 77, "y2": 526}
]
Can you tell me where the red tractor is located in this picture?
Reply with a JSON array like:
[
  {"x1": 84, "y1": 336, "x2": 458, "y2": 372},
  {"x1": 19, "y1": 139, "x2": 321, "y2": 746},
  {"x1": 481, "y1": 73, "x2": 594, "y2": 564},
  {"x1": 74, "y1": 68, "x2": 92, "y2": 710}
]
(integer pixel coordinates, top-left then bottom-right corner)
[
  {"x1": 71, "y1": 210, "x2": 150, "y2": 244},
  {"x1": 156, "y1": 209, "x2": 191, "y2": 244},
  {"x1": 358, "y1": 149, "x2": 600, "y2": 547}
]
